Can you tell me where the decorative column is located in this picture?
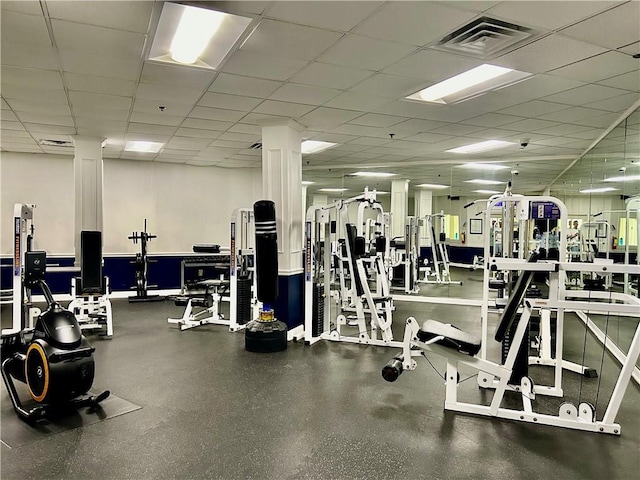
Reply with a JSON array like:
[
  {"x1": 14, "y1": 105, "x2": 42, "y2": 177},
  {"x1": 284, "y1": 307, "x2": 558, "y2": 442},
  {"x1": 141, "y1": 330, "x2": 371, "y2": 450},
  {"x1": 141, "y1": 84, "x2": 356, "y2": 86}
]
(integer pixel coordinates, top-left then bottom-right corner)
[
  {"x1": 414, "y1": 189, "x2": 433, "y2": 247},
  {"x1": 261, "y1": 120, "x2": 305, "y2": 330},
  {"x1": 72, "y1": 136, "x2": 105, "y2": 263},
  {"x1": 390, "y1": 179, "x2": 409, "y2": 239}
]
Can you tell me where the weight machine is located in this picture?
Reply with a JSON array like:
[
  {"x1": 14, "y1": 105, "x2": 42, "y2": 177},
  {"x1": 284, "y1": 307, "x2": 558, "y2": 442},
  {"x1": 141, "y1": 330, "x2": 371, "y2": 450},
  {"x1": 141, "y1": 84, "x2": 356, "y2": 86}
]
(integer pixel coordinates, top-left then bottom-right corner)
[
  {"x1": 297, "y1": 189, "x2": 398, "y2": 347},
  {"x1": 229, "y1": 208, "x2": 259, "y2": 331},
  {"x1": 624, "y1": 196, "x2": 639, "y2": 296},
  {"x1": 168, "y1": 279, "x2": 229, "y2": 331},
  {"x1": 418, "y1": 212, "x2": 462, "y2": 285},
  {"x1": 128, "y1": 219, "x2": 163, "y2": 302},
  {"x1": 388, "y1": 217, "x2": 420, "y2": 294},
  {"x1": 68, "y1": 231, "x2": 113, "y2": 338}
]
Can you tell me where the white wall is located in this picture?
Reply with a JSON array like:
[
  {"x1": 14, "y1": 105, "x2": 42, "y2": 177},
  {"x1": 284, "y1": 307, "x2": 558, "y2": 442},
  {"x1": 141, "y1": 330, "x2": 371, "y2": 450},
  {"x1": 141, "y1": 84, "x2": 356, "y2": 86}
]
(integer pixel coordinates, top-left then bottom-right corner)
[{"x1": 1, "y1": 152, "x2": 262, "y2": 255}]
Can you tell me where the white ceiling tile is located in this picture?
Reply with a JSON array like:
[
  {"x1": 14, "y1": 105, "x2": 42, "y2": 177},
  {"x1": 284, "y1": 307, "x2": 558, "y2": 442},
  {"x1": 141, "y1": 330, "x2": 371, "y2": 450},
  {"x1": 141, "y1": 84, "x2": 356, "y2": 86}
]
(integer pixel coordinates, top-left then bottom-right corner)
[
  {"x1": 348, "y1": 113, "x2": 407, "y2": 128},
  {"x1": 597, "y1": 70, "x2": 640, "y2": 92},
  {"x1": 560, "y1": 2, "x2": 640, "y2": 49},
  {"x1": 217, "y1": 132, "x2": 260, "y2": 143},
  {"x1": 618, "y1": 41, "x2": 640, "y2": 56},
  {"x1": 125, "y1": 133, "x2": 170, "y2": 144},
  {"x1": 182, "y1": 118, "x2": 234, "y2": 131},
  {"x1": 383, "y1": 49, "x2": 482, "y2": 82},
  {"x1": 0, "y1": 10, "x2": 50, "y2": 47},
  {"x1": 291, "y1": 62, "x2": 374, "y2": 90},
  {"x1": 240, "y1": 19, "x2": 342, "y2": 61},
  {"x1": 493, "y1": 74, "x2": 587, "y2": 100},
  {"x1": 429, "y1": 123, "x2": 485, "y2": 136},
  {"x1": 22, "y1": 123, "x2": 76, "y2": 135},
  {"x1": 538, "y1": 106, "x2": 609, "y2": 123},
  {"x1": 153, "y1": 157, "x2": 188, "y2": 164},
  {"x1": 165, "y1": 137, "x2": 212, "y2": 150},
  {"x1": 228, "y1": 123, "x2": 262, "y2": 135},
  {"x1": 534, "y1": 123, "x2": 594, "y2": 136},
  {"x1": 1, "y1": 143, "x2": 43, "y2": 153},
  {"x1": 373, "y1": 100, "x2": 450, "y2": 121},
  {"x1": 74, "y1": 117, "x2": 126, "y2": 131},
  {"x1": 0, "y1": 42, "x2": 58, "y2": 70},
  {"x1": 65, "y1": 72, "x2": 136, "y2": 97},
  {"x1": 552, "y1": 50, "x2": 638, "y2": 83},
  {"x1": 2, "y1": 66, "x2": 64, "y2": 90},
  {"x1": 329, "y1": 123, "x2": 389, "y2": 138},
  {"x1": 46, "y1": 1, "x2": 153, "y2": 33},
  {"x1": 8, "y1": 99, "x2": 71, "y2": 116},
  {"x1": 584, "y1": 92, "x2": 639, "y2": 112},
  {"x1": 208, "y1": 73, "x2": 281, "y2": 98},
  {"x1": 542, "y1": 84, "x2": 630, "y2": 106},
  {"x1": 347, "y1": 137, "x2": 391, "y2": 147},
  {"x1": 140, "y1": 63, "x2": 216, "y2": 90},
  {"x1": 438, "y1": 2, "x2": 499, "y2": 13},
  {"x1": 210, "y1": 139, "x2": 248, "y2": 149},
  {"x1": 207, "y1": 1, "x2": 273, "y2": 16},
  {"x1": 174, "y1": 128, "x2": 222, "y2": 140},
  {"x1": 266, "y1": 1, "x2": 383, "y2": 31},
  {"x1": 51, "y1": 20, "x2": 145, "y2": 61},
  {"x1": 322, "y1": 91, "x2": 393, "y2": 112},
  {"x1": 132, "y1": 98, "x2": 192, "y2": 117},
  {"x1": 390, "y1": 118, "x2": 450, "y2": 135},
  {"x1": 498, "y1": 100, "x2": 569, "y2": 117},
  {"x1": 221, "y1": 51, "x2": 308, "y2": 81},
  {"x1": 349, "y1": 73, "x2": 427, "y2": 98},
  {"x1": 127, "y1": 123, "x2": 177, "y2": 135},
  {"x1": 70, "y1": 91, "x2": 133, "y2": 111},
  {"x1": 501, "y1": 118, "x2": 561, "y2": 133},
  {"x1": 198, "y1": 92, "x2": 263, "y2": 111},
  {"x1": 403, "y1": 132, "x2": 454, "y2": 144},
  {"x1": 59, "y1": 50, "x2": 141, "y2": 80},
  {"x1": 253, "y1": 100, "x2": 316, "y2": 117},
  {"x1": 15, "y1": 112, "x2": 73, "y2": 126},
  {"x1": 463, "y1": 112, "x2": 541, "y2": 128},
  {"x1": 487, "y1": 1, "x2": 615, "y2": 30},
  {"x1": 136, "y1": 83, "x2": 203, "y2": 105},
  {"x1": 575, "y1": 111, "x2": 626, "y2": 128},
  {"x1": 189, "y1": 107, "x2": 247, "y2": 122},
  {"x1": 1, "y1": 110, "x2": 19, "y2": 122},
  {"x1": 300, "y1": 107, "x2": 363, "y2": 129},
  {"x1": 269, "y1": 84, "x2": 341, "y2": 105},
  {"x1": 1, "y1": 1, "x2": 43, "y2": 15},
  {"x1": 466, "y1": 128, "x2": 521, "y2": 140},
  {"x1": 493, "y1": 34, "x2": 607, "y2": 73},
  {"x1": 317, "y1": 34, "x2": 417, "y2": 71},
  {"x1": 354, "y1": 2, "x2": 476, "y2": 47},
  {"x1": 129, "y1": 112, "x2": 184, "y2": 126}
]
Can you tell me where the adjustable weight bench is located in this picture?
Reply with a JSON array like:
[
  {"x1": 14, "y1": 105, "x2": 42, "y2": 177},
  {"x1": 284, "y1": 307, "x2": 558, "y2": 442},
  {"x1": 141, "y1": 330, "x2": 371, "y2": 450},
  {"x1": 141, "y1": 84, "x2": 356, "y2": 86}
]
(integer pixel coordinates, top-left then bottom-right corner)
[{"x1": 168, "y1": 279, "x2": 229, "y2": 331}]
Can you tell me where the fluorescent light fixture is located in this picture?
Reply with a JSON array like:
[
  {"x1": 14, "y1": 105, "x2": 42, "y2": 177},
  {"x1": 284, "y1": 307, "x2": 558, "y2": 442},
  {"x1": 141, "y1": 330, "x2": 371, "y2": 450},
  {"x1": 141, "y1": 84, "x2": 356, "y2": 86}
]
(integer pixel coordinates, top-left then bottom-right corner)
[
  {"x1": 301, "y1": 140, "x2": 338, "y2": 154},
  {"x1": 405, "y1": 64, "x2": 531, "y2": 105},
  {"x1": 416, "y1": 183, "x2": 450, "y2": 189},
  {"x1": 149, "y1": 3, "x2": 252, "y2": 70},
  {"x1": 604, "y1": 175, "x2": 640, "y2": 182},
  {"x1": 125, "y1": 141, "x2": 164, "y2": 153},
  {"x1": 580, "y1": 187, "x2": 618, "y2": 194},
  {"x1": 459, "y1": 162, "x2": 509, "y2": 170},
  {"x1": 365, "y1": 190, "x2": 389, "y2": 195},
  {"x1": 473, "y1": 189, "x2": 502, "y2": 195},
  {"x1": 465, "y1": 179, "x2": 504, "y2": 185},
  {"x1": 301, "y1": 181, "x2": 315, "y2": 185},
  {"x1": 447, "y1": 140, "x2": 514, "y2": 154},
  {"x1": 318, "y1": 188, "x2": 348, "y2": 193},
  {"x1": 351, "y1": 171, "x2": 396, "y2": 178}
]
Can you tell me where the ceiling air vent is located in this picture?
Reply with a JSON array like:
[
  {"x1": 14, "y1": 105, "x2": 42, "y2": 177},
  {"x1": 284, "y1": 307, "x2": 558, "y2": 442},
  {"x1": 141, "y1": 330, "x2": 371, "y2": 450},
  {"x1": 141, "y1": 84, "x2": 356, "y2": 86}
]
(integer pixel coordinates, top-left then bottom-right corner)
[
  {"x1": 39, "y1": 139, "x2": 73, "y2": 148},
  {"x1": 432, "y1": 17, "x2": 537, "y2": 59},
  {"x1": 249, "y1": 142, "x2": 262, "y2": 149}
]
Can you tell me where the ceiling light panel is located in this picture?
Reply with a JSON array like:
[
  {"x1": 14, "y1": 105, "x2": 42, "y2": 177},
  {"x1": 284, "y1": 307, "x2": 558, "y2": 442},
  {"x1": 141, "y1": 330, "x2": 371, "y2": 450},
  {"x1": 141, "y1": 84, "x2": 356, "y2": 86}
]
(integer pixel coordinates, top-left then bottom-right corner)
[
  {"x1": 405, "y1": 64, "x2": 531, "y2": 105},
  {"x1": 580, "y1": 187, "x2": 618, "y2": 193},
  {"x1": 351, "y1": 171, "x2": 396, "y2": 177},
  {"x1": 604, "y1": 175, "x2": 640, "y2": 183},
  {"x1": 473, "y1": 189, "x2": 502, "y2": 194},
  {"x1": 459, "y1": 162, "x2": 510, "y2": 170},
  {"x1": 149, "y1": 3, "x2": 253, "y2": 70},
  {"x1": 318, "y1": 188, "x2": 348, "y2": 192},
  {"x1": 448, "y1": 140, "x2": 514, "y2": 154},
  {"x1": 301, "y1": 140, "x2": 338, "y2": 154},
  {"x1": 417, "y1": 183, "x2": 450, "y2": 189},
  {"x1": 125, "y1": 141, "x2": 164, "y2": 153}
]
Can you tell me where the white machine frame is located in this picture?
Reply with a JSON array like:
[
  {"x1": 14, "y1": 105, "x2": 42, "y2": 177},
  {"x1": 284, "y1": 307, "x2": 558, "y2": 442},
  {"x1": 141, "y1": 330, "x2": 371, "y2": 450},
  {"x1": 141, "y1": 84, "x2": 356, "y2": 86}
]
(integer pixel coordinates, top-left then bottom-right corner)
[
  {"x1": 168, "y1": 279, "x2": 229, "y2": 331},
  {"x1": 418, "y1": 212, "x2": 461, "y2": 285},
  {"x1": 68, "y1": 276, "x2": 114, "y2": 338},
  {"x1": 624, "y1": 196, "x2": 639, "y2": 296}
]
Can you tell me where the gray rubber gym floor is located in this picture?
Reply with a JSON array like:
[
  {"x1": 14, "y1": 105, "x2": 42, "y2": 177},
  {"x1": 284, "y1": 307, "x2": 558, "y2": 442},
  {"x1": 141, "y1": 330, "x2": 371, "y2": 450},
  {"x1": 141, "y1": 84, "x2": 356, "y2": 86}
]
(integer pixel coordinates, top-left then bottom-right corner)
[{"x1": 2, "y1": 269, "x2": 639, "y2": 480}]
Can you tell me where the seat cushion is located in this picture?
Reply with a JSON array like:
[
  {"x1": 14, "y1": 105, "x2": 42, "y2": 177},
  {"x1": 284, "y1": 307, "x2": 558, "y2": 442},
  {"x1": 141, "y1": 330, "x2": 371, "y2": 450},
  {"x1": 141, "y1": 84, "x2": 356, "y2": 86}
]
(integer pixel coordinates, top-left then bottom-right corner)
[{"x1": 416, "y1": 320, "x2": 481, "y2": 356}]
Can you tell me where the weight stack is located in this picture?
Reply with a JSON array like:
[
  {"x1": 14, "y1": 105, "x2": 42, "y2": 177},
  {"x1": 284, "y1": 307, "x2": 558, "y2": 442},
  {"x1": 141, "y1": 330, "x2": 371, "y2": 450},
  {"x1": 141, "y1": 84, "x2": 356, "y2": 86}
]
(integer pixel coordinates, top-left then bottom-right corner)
[
  {"x1": 236, "y1": 276, "x2": 252, "y2": 325},
  {"x1": 312, "y1": 283, "x2": 324, "y2": 337},
  {"x1": 501, "y1": 317, "x2": 529, "y2": 385}
]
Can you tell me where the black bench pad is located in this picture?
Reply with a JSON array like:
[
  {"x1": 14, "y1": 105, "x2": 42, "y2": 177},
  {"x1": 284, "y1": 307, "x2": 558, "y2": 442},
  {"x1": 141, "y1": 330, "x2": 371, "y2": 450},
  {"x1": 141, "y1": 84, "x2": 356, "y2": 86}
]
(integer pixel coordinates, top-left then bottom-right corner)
[{"x1": 416, "y1": 320, "x2": 481, "y2": 356}]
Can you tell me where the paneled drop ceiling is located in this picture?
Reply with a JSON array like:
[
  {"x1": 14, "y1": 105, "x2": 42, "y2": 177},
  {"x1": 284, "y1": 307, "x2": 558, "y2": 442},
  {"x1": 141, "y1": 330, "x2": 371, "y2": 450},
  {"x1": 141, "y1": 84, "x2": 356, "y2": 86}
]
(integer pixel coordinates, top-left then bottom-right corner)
[{"x1": 1, "y1": 0, "x2": 639, "y2": 196}]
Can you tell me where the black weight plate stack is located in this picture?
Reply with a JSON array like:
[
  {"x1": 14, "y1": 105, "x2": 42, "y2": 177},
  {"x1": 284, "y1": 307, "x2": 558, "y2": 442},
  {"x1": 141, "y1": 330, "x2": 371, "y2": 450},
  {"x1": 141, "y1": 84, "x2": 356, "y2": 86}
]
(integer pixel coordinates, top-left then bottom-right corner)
[
  {"x1": 501, "y1": 318, "x2": 529, "y2": 385},
  {"x1": 237, "y1": 276, "x2": 252, "y2": 325},
  {"x1": 312, "y1": 284, "x2": 324, "y2": 337}
]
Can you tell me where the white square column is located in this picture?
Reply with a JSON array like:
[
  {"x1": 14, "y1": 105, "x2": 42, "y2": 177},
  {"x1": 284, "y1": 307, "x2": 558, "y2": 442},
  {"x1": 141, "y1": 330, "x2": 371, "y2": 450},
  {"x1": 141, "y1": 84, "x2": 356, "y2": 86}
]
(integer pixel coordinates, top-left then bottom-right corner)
[
  {"x1": 414, "y1": 189, "x2": 433, "y2": 246},
  {"x1": 72, "y1": 136, "x2": 105, "y2": 263},
  {"x1": 391, "y1": 179, "x2": 410, "y2": 239}
]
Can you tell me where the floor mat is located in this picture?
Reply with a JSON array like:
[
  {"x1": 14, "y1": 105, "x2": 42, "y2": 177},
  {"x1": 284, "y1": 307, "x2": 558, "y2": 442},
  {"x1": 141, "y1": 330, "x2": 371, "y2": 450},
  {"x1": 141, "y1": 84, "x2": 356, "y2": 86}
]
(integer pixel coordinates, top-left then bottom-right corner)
[{"x1": 1, "y1": 386, "x2": 141, "y2": 448}]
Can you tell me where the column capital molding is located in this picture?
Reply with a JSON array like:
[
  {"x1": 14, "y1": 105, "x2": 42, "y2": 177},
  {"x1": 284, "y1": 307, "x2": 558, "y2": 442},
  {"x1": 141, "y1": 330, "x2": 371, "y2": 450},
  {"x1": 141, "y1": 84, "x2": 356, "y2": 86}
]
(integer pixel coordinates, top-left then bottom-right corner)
[
  {"x1": 258, "y1": 118, "x2": 306, "y2": 133},
  {"x1": 71, "y1": 135, "x2": 107, "y2": 148}
]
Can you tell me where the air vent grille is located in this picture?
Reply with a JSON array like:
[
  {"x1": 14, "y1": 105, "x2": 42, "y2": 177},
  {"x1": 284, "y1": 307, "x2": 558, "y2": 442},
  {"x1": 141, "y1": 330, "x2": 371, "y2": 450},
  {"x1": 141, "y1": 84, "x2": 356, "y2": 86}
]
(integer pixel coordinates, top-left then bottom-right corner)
[
  {"x1": 39, "y1": 139, "x2": 73, "y2": 147},
  {"x1": 249, "y1": 142, "x2": 262, "y2": 149},
  {"x1": 432, "y1": 16, "x2": 536, "y2": 59}
]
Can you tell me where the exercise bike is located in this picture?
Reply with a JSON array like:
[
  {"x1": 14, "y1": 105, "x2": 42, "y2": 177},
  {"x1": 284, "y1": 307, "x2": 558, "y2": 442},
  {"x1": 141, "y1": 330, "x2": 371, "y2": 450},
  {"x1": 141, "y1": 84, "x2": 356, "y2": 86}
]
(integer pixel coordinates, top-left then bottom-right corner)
[{"x1": 1, "y1": 251, "x2": 109, "y2": 422}]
